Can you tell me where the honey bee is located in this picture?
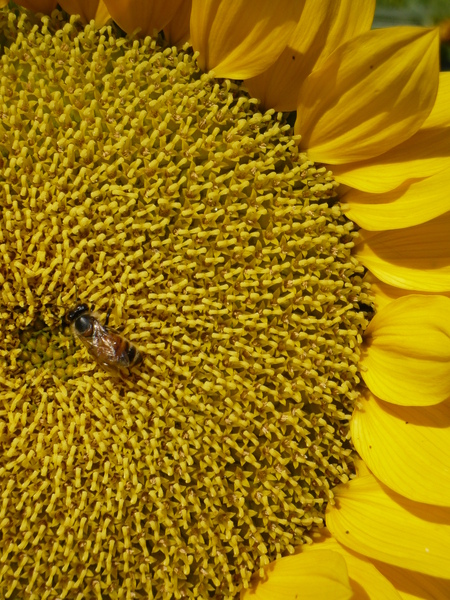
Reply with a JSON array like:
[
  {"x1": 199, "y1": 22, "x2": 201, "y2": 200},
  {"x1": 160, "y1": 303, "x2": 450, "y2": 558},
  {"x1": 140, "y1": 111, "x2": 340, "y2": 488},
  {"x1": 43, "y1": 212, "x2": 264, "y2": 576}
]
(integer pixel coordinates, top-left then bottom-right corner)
[{"x1": 66, "y1": 304, "x2": 142, "y2": 375}]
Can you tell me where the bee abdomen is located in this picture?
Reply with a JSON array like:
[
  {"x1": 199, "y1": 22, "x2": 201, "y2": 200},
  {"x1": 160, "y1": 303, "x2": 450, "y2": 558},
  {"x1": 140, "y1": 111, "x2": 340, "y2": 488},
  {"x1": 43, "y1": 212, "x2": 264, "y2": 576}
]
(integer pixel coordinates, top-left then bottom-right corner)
[
  {"x1": 118, "y1": 340, "x2": 142, "y2": 368},
  {"x1": 128, "y1": 344, "x2": 143, "y2": 366}
]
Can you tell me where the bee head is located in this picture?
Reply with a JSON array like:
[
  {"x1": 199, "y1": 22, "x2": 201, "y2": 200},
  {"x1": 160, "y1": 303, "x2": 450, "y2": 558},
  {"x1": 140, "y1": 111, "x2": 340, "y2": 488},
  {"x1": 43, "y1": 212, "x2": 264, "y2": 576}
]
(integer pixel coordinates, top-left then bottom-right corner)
[{"x1": 66, "y1": 303, "x2": 90, "y2": 325}]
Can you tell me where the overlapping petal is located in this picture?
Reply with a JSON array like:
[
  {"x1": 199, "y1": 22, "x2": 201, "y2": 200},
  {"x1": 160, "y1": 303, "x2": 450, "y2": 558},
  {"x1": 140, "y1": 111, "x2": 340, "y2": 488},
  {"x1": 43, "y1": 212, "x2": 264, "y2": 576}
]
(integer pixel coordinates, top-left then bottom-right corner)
[
  {"x1": 352, "y1": 391, "x2": 450, "y2": 506},
  {"x1": 360, "y1": 295, "x2": 450, "y2": 406},
  {"x1": 355, "y1": 213, "x2": 450, "y2": 292},
  {"x1": 342, "y1": 165, "x2": 450, "y2": 231},
  {"x1": 326, "y1": 463, "x2": 450, "y2": 579},
  {"x1": 296, "y1": 27, "x2": 439, "y2": 165},
  {"x1": 366, "y1": 273, "x2": 450, "y2": 313},
  {"x1": 240, "y1": 550, "x2": 352, "y2": 600},
  {"x1": 245, "y1": 0, "x2": 375, "y2": 112},
  {"x1": 367, "y1": 274, "x2": 414, "y2": 312},
  {"x1": 190, "y1": 0, "x2": 303, "y2": 79},
  {"x1": 103, "y1": 0, "x2": 183, "y2": 35},
  {"x1": 163, "y1": 0, "x2": 191, "y2": 47},
  {"x1": 332, "y1": 72, "x2": 450, "y2": 193},
  {"x1": 302, "y1": 534, "x2": 402, "y2": 600},
  {"x1": 373, "y1": 560, "x2": 450, "y2": 600},
  {"x1": 59, "y1": 0, "x2": 110, "y2": 26}
]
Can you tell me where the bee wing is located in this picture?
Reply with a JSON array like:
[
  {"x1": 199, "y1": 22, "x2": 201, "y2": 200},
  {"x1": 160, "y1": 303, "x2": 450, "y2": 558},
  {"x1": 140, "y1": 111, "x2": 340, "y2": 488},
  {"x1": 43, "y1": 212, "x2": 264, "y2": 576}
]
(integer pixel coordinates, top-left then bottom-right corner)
[
  {"x1": 78, "y1": 321, "x2": 124, "y2": 368},
  {"x1": 103, "y1": 325, "x2": 136, "y2": 368}
]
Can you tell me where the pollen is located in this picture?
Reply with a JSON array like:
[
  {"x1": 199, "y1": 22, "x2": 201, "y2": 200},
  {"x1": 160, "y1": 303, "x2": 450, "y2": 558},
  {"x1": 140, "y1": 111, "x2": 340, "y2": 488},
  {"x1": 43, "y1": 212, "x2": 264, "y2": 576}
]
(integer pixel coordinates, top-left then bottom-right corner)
[{"x1": 0, "y1": 8, "x2": 371, "y2": 599}]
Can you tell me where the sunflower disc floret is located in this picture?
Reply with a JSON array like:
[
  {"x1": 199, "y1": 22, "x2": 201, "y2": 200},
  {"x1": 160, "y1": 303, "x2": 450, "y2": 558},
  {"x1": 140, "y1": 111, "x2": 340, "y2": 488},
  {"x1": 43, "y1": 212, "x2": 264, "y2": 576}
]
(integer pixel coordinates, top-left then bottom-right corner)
[{"x1": 0, "y1": 10, "x2": 371, "y2": 599}]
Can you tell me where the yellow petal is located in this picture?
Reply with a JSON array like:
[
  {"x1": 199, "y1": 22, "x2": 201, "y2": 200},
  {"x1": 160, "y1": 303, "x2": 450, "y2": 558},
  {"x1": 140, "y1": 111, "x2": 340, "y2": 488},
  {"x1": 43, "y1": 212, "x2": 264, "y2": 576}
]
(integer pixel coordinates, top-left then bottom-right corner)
[
  {"x1": 372, "y1": 560, "x2": 450, "y2": 600},
  {"x1": 302, "y1": 534, "x2": 402, "y2": 600},
  {"x1": 296, "y1": 27, "x2": 439, "y2": 165},
  {"x1": 190, "y1": 0, "x2": 303, "y2": 79},
  {"x1": 368, "y1": 274, "x2": 409, "y2": 313},
  {"x1": 342, "y1": 165, "x2": 450, "y2": 231},
  {"x1": 366, "y1": 273, "x2": 450, "y2": 313},
  {"x1": 310, "y1": 530, "x2": 450, "y2": 599},
  {"x1": 355, "y1": 214, "x2": 450, "y2": 292},
  {"x1": 13, "y1": 0, "x2": 57, "y2": 12},
  {"x1": 59, "y1": 0, "x2": 111, "y2": 26},
  {"x1": 332, "y1": 72, "x2": 450, "y2": 193},
  {"x1": 241, "y1": 550, "x2": 352, "y2": 600},
  {"x1": 0, "y1": 0, "x2": 9, "y2": 7},
  {"x1": 352, "y1": 391, "x2": 450, "y2": 506},
  {"x1": 326, "y1": 464, "x2": 450, "y2": 579},
  {"x1": 163, "y1": 0, "x2": 191, "y2": 47},
  {"x1": 245, "y1": 0, "x2": 375, "y2": 111},
  {"x1": 360, "y1": 295, "x2": 450, "y2": 406},
  {"x1": 103, "y1": 0, "x2": 183, "y2": 35}
]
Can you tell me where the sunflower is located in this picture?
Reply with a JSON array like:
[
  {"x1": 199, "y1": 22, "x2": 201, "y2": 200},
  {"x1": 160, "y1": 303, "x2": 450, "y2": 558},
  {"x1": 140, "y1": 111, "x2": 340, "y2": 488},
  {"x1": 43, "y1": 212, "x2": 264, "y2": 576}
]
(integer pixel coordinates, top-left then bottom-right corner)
[{"x1": 0, "y1": 1, "x2": 449, "y2": 599}]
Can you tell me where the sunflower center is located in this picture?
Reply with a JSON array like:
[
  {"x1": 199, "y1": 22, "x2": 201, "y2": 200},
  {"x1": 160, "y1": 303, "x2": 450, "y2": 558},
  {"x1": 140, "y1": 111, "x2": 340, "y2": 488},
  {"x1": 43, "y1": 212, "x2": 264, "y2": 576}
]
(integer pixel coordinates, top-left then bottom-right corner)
[
  {"x1": 17, "y1": 318, "x2": 77, "y2": 379},
  {"x1": 0, "y1": 8, "x2": 370, "y2": 599}
]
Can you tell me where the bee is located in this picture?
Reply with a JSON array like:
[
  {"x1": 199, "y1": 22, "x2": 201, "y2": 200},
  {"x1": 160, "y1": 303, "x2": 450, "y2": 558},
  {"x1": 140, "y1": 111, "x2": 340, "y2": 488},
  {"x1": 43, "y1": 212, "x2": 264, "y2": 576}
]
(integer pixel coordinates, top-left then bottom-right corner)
[{"x1": 66, "y1": 303, "x2": 142, "y2": 375}]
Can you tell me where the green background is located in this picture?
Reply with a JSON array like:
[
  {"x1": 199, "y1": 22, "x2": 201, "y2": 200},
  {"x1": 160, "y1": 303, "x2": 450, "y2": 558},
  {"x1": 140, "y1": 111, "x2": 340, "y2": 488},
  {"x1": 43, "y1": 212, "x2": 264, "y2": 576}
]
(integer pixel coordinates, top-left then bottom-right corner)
[{"x1": 375, "y1": 0, "x2": 450, "y2": 69}]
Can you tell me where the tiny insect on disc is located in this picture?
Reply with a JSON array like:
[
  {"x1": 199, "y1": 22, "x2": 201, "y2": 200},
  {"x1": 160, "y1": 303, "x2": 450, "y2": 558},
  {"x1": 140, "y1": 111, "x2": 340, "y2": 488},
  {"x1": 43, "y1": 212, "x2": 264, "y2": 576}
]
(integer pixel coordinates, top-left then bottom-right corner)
[{"x1": 66, "y1": 304, "x2": 142, "y2": 374}]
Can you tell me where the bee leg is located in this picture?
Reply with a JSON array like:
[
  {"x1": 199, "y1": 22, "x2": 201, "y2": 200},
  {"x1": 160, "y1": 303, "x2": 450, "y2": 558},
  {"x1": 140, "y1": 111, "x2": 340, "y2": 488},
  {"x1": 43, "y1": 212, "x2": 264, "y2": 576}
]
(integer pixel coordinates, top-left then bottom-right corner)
[
  {"x1": 99, "y1": 361, "x2": 123, "y2": 380},
  {"x1": 111, "y1": 365, "x2": 129, "y2": 383},
  {"x1": 104, "y1": 307, "x2": 113, "y2": 327},
  {"x1": 119, "y1": 369, "x2": 130, "y2": 383}
]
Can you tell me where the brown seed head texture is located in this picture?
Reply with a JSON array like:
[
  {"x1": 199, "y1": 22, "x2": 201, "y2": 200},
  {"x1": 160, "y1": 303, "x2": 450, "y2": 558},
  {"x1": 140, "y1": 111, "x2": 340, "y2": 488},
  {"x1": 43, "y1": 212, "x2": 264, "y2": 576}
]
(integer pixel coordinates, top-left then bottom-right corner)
[{"x1": 0, "y1": 9, "x2": 371, "y2": 600}]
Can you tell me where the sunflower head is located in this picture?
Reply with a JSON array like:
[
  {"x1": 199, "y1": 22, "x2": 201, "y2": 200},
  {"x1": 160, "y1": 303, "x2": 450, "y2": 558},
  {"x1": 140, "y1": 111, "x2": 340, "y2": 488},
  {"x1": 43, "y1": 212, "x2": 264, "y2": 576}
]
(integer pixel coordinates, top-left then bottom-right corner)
[{"x1": 0, "y1": 7, "x2": 375, "y2": 598}]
